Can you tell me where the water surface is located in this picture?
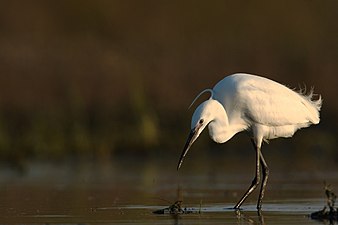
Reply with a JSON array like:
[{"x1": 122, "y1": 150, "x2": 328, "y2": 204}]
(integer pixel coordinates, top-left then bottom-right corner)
[{"x1": 0, "y1": 154, "x2": 336, "y2": 225}]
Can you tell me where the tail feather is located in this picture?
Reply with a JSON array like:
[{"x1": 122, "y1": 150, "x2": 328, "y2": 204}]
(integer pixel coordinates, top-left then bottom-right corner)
[{"x1": 298, "y1": 87, "x2": 322, "y2": 124}]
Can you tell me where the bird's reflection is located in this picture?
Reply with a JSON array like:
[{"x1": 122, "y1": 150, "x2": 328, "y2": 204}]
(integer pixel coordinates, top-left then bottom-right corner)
[
  {"x1": 168, "y1": 209, "x2": 266, "y2": 225},
  {"x1": 235, "y1": 209, "x2": 266, "y2": 225},
  {"x1": 169, "y1": 185, "x2": 267, "y2": 225}
]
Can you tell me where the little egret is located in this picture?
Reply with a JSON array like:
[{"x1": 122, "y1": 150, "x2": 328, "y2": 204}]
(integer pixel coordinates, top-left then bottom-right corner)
[{"x1": 177, "y1": 73, "x2": 322, "y2": 210}]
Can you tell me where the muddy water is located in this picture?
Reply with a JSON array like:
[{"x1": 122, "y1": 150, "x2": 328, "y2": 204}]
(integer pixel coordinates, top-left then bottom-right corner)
[{"x1": 0, "y1": 154, "x2": 336, "y2": 225}]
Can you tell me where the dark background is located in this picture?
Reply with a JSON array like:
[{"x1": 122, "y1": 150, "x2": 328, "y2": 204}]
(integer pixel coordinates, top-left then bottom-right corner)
[{"x1": 0, "y1": 1, "x2": 337, "y2": 170}]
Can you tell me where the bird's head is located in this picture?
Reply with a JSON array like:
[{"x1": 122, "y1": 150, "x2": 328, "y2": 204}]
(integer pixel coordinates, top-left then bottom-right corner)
[{"x1": 177, "y1": 99, "x2": 223, "y2": 170}]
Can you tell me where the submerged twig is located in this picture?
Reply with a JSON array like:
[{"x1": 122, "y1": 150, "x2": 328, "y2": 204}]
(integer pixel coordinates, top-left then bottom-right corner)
[
  {"x1": 311, "y1": 182, "x2": 338, "y2": 222},
  {"x1": 153, "y1": 200, "x2": 202, "y2": 215}
]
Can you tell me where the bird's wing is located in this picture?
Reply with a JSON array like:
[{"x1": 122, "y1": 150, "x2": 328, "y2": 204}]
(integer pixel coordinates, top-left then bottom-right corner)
[
  {"x1": 236, "y1": 78, "x2": 320, "y2": 126},
  {"x1": 213, "y1": 74, "x2": 321, "y2": 127}
]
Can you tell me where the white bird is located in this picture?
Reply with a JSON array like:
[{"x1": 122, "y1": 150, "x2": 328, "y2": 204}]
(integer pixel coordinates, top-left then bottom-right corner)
[{"x1": 177, "y1": 73, "x2": 322, "y2": 210}]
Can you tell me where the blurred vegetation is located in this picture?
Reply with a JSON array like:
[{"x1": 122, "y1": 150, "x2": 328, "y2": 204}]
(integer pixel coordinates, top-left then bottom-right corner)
[{"x1": 0, "y1": 1, "x2": 337, "y2": 166}]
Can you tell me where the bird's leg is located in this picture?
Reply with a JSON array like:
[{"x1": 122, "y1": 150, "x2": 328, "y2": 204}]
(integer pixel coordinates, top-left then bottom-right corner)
[
  {"x1": 234, "y1": 140, "x2": 261, "y2": 209},
  {"x1": 257, "y1": 151, "x2": 269, "y2": 210}
]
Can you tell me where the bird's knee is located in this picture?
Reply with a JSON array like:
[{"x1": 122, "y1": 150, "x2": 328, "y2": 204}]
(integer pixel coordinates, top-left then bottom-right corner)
[
  {"x1": 251, "y1": 176, "x2": 261, "y2": 186},
  {"x1": 263, "y1": 166, "x2": 270, "y2": 177}
]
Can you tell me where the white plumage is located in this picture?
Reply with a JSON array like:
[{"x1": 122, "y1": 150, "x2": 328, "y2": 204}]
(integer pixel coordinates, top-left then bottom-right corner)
[
  {"x1": 177, "y1": 73, "x2": 322, "y2": 210},
  {"x1": 213, "y1": 74, "x2": 321, "y2": 141}
]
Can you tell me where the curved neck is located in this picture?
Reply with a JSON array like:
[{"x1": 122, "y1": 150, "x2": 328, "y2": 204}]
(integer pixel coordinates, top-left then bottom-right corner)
[{"x1": 208, "y1": 106, "x2": 245, "y2": 143}]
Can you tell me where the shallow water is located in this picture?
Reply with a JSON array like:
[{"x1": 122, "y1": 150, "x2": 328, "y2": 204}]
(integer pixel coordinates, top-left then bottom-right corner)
[{"x1": 0, "y1": 154, "x2": 336, "y2": 225}]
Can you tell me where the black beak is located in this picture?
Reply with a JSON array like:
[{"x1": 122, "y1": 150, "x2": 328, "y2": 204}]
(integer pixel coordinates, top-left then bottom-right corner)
[{"x1": 177, "y1": 127, "x2": 199, "y2": 171}]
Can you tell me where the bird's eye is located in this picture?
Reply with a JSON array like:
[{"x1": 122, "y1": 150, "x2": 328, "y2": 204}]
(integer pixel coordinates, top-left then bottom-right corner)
[{"x1": 199, "y1": 119, "x2": 204, "y2": 124}]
